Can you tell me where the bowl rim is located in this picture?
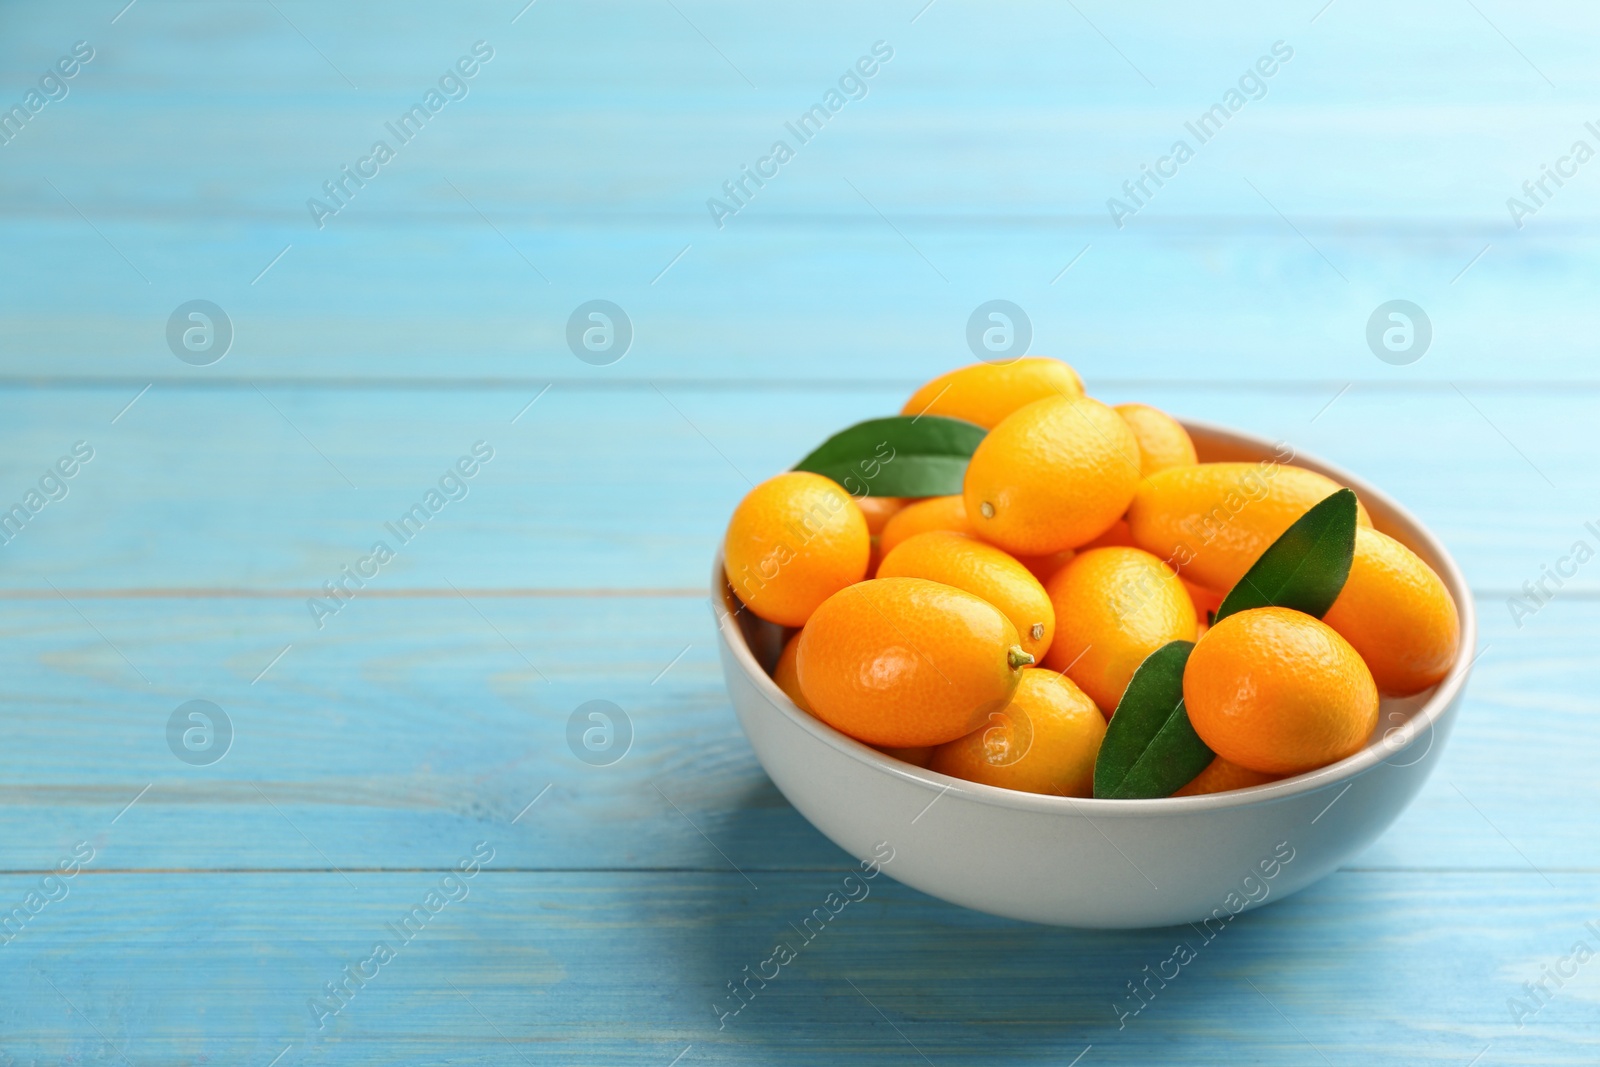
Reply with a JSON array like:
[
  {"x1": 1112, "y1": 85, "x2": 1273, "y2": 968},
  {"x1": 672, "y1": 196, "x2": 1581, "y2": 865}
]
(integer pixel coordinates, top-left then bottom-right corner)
[{"x1": 715, "y1": 416, "x2": 1478, "y2": 818}]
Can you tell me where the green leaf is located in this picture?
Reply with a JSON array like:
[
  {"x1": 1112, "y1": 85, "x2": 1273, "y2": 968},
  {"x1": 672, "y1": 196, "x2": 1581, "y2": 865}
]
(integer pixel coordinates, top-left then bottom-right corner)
[
  {"x1": 1214, "y1": 488, "x2": 1359, "y2": 623},
  {"x1": 1093, "y1": 641, "x2": 1213, "y2": 799},
  {"x1": 793, "y1": 415, "x2": 986, "y2": 498}
]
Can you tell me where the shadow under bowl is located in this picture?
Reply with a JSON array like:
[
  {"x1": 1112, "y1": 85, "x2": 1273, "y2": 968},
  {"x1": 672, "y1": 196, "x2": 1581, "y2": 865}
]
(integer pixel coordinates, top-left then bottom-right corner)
[{"x1": 713, "y1": 419, "x2": 1475, "y2": 928}]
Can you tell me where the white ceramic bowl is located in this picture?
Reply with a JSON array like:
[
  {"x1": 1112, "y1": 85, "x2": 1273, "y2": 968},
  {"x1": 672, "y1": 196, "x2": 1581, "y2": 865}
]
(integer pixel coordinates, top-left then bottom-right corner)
[{"x1": 714, "y1": 420, "x2": 1475, "y2": 928}]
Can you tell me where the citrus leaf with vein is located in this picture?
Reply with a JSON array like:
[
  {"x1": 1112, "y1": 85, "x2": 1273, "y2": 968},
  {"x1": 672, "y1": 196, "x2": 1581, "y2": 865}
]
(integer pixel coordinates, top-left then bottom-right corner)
[
  {"x1": 794, "y1": 415, "x2": 986, "y2": 498},
  {"x1": 1214, "y1": 488, "x2": 1359, "y2": 623},
  {"x1": 1093, "y1": 641, "x2": 1213, "y2": 799}
]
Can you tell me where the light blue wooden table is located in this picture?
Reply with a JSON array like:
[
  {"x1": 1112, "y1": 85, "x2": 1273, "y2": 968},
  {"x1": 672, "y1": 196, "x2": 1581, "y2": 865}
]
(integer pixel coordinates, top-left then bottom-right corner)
[{"x1": 1, "y1": 1, "x2": 1596, "y2": 1062}]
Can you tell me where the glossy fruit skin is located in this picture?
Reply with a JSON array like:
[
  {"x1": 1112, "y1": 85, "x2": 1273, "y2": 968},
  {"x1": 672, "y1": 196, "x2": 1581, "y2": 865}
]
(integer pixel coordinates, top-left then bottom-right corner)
[
  {"x1": 877, "y1": 531, "x2": 1055, "y2": 662},
  {"x1": 1080, "y1": 518, "x2": 1136, "y2": 550},
  {"x1": 964, "y1": 395, "x2": 1143, "y2": 555},
  {"x1": 1323, "y1": 527, "x2": 1460, "y2": 696},
  {"x1": 771, "y1": 632, "x2": 812, "y2": 713},
  {"x1": 1185, "y1": 607, "x2": 1380, "y2": 776},
  {"x1": 724, "y1": 472, "x2": 870, "y2": 627},
  {"x1": 856, "y1": 495, "x2": 907, "y2": 576},
  {"x1": 1012, "y1": 548, "x2": 1076, "y2": 585},
  {"x1": 854, "y1": 495, "x2": 906, "y2": 536},
  {"x1": 796, "y1": 577, "x2": 1029, "y2": 748},
  {"x1": 1126, "y1": 462, "x2": 1373, "y2": 592},
  {"x1": 1114, "y1": 403, "x2": 1198, "y2": 478},
  {"x1": 877, "y1": 495, "x2": 970, "y2": 560},
  {"x1": 1173, "y1": 757, "x2": 1281, "y2": 796},
  {"x1": 901, "y1": 357, "x2": 1085, "y2": 429},
  {"x1": 1043, "y1": 547, "x2": 1197, "y2": 714},
  {"x1": 930, "y1": 669, "x2": 1105, "y2": 797}
]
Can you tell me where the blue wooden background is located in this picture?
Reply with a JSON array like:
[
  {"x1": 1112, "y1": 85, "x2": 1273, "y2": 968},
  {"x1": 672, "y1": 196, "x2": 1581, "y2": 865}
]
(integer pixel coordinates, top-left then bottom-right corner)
[{"x1": 2, "y1": 0, "x2": 1596, "y2": 1062}]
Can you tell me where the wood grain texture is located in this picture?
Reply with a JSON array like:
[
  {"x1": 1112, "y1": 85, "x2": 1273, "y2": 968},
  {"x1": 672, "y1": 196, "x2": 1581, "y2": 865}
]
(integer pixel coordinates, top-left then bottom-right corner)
[
  {"x1": 1, "y1": 0, "x2": 1594, "y2": 1061},
  {"x1": 0, "y1": 591, "x2": 1586, "y2": 876},
  {"x1": 0, "y1": 870, "x2": 1593, "y2": 1065},
  {"x1": 4, "y1": 224, "x2": 1596, "y2": 384},
  {"x1": 1, "y1": 3, "x2": 1597, "y2": 383},
  {"x1": 0, "y1": 382, "x2": 1588, "y2": 591}
]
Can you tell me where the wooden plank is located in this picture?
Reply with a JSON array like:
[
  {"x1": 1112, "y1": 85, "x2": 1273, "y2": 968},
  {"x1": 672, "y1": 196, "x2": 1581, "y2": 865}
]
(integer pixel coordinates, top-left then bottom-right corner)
[
  {"x1": 0, "y1": 383, "x2": 1586, "y2": 591},
  {"x1": 2, "y1": 5, "x2": 1597, "y2": 383},
  {"x1": 4, "y1": 222, "x2": 1594, "y2": 383},
  {"x1": 0, "y1": 868, "x2": 1591, "y2": 1063},
  {"x1": 3, "y1": 1, "x2": 1593, "y2": 219},
  {"x1": 0, "y1": 589, "x2": 1588, "y2": 875}
]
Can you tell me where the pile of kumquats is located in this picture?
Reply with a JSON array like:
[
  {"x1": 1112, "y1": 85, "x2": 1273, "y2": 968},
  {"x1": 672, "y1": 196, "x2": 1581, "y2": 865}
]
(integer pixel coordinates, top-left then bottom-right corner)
[{"x1": 722, "y1": 358, "x2": 1461, "y2": 799}]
